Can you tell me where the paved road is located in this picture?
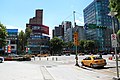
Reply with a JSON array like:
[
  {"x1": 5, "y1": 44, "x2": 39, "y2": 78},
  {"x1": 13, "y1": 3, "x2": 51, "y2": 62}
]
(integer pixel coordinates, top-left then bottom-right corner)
[{"x1": 0, "y1": 55, "x2": 119, "y2": 80}]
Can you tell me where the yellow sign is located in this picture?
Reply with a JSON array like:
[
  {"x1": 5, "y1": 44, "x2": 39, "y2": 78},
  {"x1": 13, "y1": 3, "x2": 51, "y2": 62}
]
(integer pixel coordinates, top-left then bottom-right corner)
[{"x1": 74, "y1": 32, "x2": 79, "y2": 46}]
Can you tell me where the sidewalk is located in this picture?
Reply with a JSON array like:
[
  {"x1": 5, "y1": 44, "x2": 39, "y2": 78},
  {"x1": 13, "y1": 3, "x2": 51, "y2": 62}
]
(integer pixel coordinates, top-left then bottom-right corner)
[
  {"x1": 45, "y1": 65, "x2": 112, "y2": 80},
  {"x1": 0, "y1": 61, "x2": 44, "y2": 80}
]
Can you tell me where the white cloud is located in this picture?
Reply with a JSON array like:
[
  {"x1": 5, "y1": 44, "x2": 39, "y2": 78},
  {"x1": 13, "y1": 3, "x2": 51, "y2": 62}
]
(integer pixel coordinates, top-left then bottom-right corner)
[
  {"x1": 76, "y1": 16, "x2": 84, "y2": 25},
  {"x1": 5, "y1": 25, "x2": 25, "y2": 32},
  {"x1": 75, "y1": 19, "x2": 84, "y2": 26}
]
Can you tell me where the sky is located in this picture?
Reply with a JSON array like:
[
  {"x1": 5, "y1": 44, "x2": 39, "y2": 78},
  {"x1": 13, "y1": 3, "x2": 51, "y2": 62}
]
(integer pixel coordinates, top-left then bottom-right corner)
[{"x1": 0, "y1": 0, "x2": 93, "y2": 38}]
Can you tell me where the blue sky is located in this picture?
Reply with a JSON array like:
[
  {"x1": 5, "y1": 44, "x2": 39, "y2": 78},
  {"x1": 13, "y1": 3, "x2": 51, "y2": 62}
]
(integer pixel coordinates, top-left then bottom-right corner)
[{"x1": 0, "y1": 0, "x2": 93, "y2": 37}]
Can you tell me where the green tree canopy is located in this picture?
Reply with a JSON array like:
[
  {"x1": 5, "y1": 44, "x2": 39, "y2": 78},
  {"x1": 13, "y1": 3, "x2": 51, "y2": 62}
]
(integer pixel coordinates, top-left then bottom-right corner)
[
  {"x1": 25, "y1": 27, "x2": 32, "y2": 39},
  {"x1": 79, "y1": 40, "x2": 95, "y2": 53},
  {"x1": 25, "y1": 27, "x2": 32, "y2": 45},
  {"x1": 79, "y1": 40, "x2": 86, "y2": 52},
  {"x1": 117, "y1": 30, "x2": 120, "y2": 42},
  {"x1": 18, "y1": 28, "x2": 32, "y2": 54},
  {"x1": 109, "y1": 0, "x2": 120, "y2": 21},
  {"x1": 50, "y1": 37, "x2": 64, "y2": 55},
  {"x1": 64, "y1": 41, "x2": 74, "y2": 53},
  {"x1": 0, "y1": 23, "x2": 8, "y2": 47},
  {"x1": 18, "y1": 30, "x2": 26, "y2": 53}
]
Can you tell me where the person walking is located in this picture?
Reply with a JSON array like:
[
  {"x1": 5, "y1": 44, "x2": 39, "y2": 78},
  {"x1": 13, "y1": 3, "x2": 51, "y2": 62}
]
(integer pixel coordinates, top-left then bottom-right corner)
[{"x1": 111, "y1": 52, "x2": 115, "y2": 59}]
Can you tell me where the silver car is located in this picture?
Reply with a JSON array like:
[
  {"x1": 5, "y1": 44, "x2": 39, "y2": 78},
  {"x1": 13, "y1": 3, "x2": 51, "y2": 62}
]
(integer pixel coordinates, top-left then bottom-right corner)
[{"x1": 0, "y1": 57, "x2": 4, "y2": 63}]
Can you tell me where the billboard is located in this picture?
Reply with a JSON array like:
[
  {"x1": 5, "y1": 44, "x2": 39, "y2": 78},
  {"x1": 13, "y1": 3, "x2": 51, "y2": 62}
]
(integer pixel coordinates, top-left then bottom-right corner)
[{"x1": 26, "y1": 24, "x2": 49, "y2": 35}]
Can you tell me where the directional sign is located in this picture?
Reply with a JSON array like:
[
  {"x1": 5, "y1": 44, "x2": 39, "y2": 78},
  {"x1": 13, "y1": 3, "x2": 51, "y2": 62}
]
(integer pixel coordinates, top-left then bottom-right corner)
[{"x1": 111, "y1": 34, "x2": 119, "y2": 47}]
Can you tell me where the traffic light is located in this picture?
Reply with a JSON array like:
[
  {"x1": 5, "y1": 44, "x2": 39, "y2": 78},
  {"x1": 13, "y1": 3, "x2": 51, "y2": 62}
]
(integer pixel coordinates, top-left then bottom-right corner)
[
  {"x1": 74, "y1": 32, "x2": 79, "y2": 46},
  {"x1": 7, "y1": 45, "x2": 11, "y2": 53}
]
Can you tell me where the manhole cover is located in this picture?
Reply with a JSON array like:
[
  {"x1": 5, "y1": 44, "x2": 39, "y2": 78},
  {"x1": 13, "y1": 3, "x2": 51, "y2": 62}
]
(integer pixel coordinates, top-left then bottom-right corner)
[{"x1": 46, "y1": 66, "x2": 52, "y2": 68}]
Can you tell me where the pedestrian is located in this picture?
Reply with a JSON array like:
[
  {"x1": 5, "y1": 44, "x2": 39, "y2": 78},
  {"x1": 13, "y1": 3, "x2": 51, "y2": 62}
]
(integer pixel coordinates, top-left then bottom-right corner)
[
  {"x1": 111, "y1": 52, "x2": 115, "y2": 58},
  {"x1": 99, "y1": 53, "x2": 102, "y2": 58},
  {"x1": 119, "y1": 53, "x2": 120, "y2": 58},
  {"x1": 34, "y1": 56, "x2": 35, "y2": 60}
]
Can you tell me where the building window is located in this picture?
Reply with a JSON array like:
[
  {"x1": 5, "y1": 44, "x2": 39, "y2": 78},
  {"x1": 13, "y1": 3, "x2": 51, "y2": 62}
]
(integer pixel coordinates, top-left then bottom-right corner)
[{"x1": 11, "y1": 46, "x2": 15, "y2": 49}]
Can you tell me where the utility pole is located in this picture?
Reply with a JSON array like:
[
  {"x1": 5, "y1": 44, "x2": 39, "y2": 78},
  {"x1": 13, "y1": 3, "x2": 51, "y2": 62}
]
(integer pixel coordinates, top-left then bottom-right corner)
[
  {"x1": 108, "y1": 11, "x2": 120, "y2": 80},
  {"x1": 73, "y1": 11, "x2": 79, "y2": 66}
]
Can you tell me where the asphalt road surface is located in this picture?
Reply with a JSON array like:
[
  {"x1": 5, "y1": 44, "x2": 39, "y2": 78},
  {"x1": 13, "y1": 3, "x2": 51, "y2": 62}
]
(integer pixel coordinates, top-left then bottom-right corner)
[{"x1": 0, "y1": 54, "x2": 119, "y2": 80}]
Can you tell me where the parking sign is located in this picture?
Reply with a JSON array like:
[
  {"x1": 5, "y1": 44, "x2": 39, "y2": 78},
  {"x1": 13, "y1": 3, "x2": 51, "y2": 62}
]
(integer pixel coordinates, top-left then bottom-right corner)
[{"x1": 111, "y1": 34, "x2": 119, "y2": 47}]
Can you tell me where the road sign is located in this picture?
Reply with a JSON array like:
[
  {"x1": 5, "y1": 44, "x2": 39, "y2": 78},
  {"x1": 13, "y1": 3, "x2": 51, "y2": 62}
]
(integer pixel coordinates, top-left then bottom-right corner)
[
  {"x1": 111, "y1": 34, "x2": 117, "y2": 40},
  {"x1": 111, "y1": 34, "x2": 119, "y2": 47}
]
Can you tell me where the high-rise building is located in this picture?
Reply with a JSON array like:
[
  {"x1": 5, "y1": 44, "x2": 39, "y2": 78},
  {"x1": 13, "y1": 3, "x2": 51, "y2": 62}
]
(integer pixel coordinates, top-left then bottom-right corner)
[
  {"x1": 73, "y1": 25, "x2": 86, "y2": 41},
  {"x1": 29, "y1": 9, "x2": 43, "y2": 24},
  {"x1": 65, "y1": 27, "x2": 73, "y2": 42},
  {"x1": 52, "y1": 25, "x2": 64, "y2": 40},
  {"x1": 83, "y1": 0, "x2": 115, "y2": 51},
  {"x1": 52, "y1": 21, "x2": 85, "y2": 43},
  {"x1": 26, "y1": 9, "x2": 50, "y2": 54},
  {"x1": 62, "y1": 21, "x2": 72, "y2": 42}
]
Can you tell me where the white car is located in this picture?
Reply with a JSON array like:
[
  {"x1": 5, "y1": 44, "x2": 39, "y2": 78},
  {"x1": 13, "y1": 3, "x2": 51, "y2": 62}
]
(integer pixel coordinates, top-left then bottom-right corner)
[{"x1": 0, "y1": 57, "x2": 4, "y2": 63}]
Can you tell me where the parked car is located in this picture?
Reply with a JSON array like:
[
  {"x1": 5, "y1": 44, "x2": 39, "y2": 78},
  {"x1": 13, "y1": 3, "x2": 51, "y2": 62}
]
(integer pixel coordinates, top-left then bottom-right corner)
[
  {"x1": 81, "y1": 55, "x2": 107, "y2": 68},
  {"x1": 18, "y1": 55, "x2": 31, "y2": 61},
  {"x1": 0, "y1": 56, "x2": 4, "y2": 63},
  {"x1": 37, "y1": 53, "x2": 49, "y2": 57},
  {"x1": 8, "y1": 53, "x2": 19, "y2": 57}
]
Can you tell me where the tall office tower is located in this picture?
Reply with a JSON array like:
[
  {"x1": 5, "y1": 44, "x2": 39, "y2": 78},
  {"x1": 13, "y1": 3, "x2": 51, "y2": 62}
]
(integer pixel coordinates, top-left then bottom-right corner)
[
  {"x1": 62, "y1": 21, "x2": 72, "y2": 42},
  {"x1": 73, "y1": 25, "x2": 86, "y2": 41},
  {"x1": 83, "y1": 0, "x2": 115, "y2": 51},
  {"x1": 52, "y1": 25, "x2": 64, "y2": 40},
  {"x1": 26, "y1": 9, "x2": 49, "y2": 54},
  {"x1": 62, "y1": 21, "x2": 72, "y2": 32}
]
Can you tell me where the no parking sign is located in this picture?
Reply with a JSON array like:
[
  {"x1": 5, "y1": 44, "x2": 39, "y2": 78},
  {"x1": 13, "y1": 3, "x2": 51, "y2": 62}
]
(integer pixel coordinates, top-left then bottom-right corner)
[{"x1": 111, "y1": 34, "x2": 119, "y2": 47}]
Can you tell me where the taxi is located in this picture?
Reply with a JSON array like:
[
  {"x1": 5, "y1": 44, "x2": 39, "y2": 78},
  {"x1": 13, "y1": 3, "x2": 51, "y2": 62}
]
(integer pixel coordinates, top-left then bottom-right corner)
[
  {"x1": 37, "y1": 53, "x2": 49, "y2": 57},
  {"x1": 81, "y1": 55, "x2": 107, "y2": 68}
]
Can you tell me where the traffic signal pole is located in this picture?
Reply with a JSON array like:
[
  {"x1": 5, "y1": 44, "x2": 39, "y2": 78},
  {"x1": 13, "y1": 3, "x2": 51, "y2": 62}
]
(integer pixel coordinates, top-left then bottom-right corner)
[{"x1": 73, "y1": 11, "x2": 79, "y2": 66}]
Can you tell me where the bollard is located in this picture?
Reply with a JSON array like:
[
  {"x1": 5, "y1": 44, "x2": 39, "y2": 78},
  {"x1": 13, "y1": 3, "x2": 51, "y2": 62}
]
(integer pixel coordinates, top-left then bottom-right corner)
[
  {"x1": 52, "y1": 57, "x2": 54, "y2": 61},
  {"x1": 39, "y1": 57, "x2": 41, "y2": 60},
  {"x1": 56, "y1": 57, "x2": 58, "y2": 61},
  {"x1": 47, "y1": 58, "x2": 48, "y2": 60}
]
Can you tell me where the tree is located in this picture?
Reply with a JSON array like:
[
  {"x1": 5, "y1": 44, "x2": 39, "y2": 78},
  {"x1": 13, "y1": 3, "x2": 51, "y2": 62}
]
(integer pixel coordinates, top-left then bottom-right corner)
[
  {"x1": 117, "y1": 30, "x2": 120, "y2": 42},
  {"x1": 0, "y1": 23, "x2": 7, "y2": 47},
  {"x1": 18, "y1": 28, "x2": 32, "y2": 54},
  {"x1": 109, "y1": 0, "x2": 120, "y2": 21},
  {"x1": 78, "y1": 40, "x2": 95, "y2": 54},
  {"x1": 25, "y1": 27, "x2": 32, "y2": 39},
  {"x1": 18, "y1": 30, "x2": 26, "y2": 54},
  {"x1": 25, "y1": 27, "x2": 32, "y2": 46},
  {"x1": 50, "y1": 37, "x2": 64, "y2": 55},
  {"x1": 79, "y1": 40, "x2": 86, "y2": 53},
  {"x1": 64, "y1": 41, "x2": 74, "y2": 53}
]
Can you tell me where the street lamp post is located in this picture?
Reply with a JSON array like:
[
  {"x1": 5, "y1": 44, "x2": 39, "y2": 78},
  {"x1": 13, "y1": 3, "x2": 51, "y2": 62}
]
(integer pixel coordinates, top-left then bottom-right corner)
[{"x1": 108, "y1": 11, "x2": 120, "y2": 80}]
